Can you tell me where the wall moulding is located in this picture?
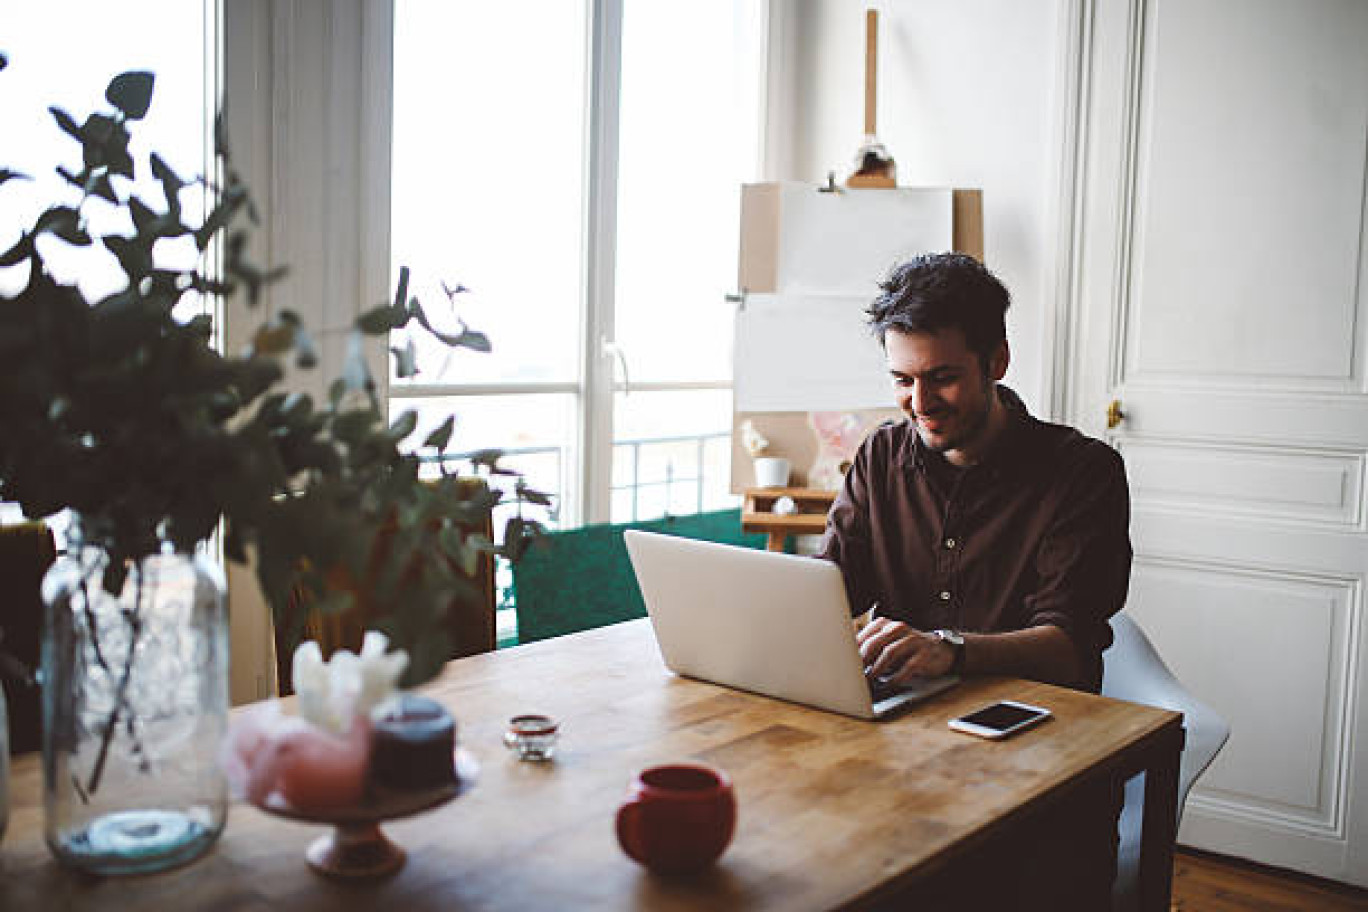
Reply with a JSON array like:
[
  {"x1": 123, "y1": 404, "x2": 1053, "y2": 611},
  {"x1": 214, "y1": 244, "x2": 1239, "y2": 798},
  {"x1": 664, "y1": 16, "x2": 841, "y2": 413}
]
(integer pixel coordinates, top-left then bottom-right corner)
[
  {"x1": 1114, "y1": 436, "x2": 1366, "y2": 530},
  {"x1": 1128, "y1": 554, "x2": 1360, "y2": 835}
]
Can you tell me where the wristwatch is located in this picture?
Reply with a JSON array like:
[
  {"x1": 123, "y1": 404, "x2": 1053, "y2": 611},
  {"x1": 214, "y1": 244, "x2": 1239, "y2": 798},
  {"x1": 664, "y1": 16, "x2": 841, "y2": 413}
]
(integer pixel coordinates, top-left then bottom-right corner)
[{"x1": 931, "y1": 629, "x2": 966, "y2": 674}]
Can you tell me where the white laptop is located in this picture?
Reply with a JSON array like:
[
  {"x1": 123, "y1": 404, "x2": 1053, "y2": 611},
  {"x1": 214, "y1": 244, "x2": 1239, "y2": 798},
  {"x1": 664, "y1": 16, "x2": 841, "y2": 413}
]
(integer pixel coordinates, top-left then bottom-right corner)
[{"x1": 623, "y1": 530, "x2": 959, "y2": 720}]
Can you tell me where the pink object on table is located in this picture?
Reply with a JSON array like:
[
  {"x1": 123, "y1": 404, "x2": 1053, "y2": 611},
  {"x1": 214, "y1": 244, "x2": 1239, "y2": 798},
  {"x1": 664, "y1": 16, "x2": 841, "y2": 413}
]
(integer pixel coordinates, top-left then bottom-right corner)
[
  {"x1": 223, "y1": 702, "x2": 372, "y2": 812},
  {"x1": 275, "y1": 716, "x2": 372, "y2": 812}
]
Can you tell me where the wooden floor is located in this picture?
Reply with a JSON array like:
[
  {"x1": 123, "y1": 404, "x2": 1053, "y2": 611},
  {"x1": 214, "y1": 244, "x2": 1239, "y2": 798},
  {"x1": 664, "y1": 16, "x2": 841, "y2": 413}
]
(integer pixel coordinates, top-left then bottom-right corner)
[{"x1": 1172, "y1": 849, "x2": 1368, "y2": 911}]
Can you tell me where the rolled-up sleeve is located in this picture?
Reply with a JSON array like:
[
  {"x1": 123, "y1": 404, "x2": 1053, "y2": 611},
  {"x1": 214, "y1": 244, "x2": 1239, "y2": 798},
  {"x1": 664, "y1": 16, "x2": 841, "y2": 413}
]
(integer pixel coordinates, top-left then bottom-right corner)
[{"x1": 1022, "y1": 441, "x2": 1132, "y2": 689}]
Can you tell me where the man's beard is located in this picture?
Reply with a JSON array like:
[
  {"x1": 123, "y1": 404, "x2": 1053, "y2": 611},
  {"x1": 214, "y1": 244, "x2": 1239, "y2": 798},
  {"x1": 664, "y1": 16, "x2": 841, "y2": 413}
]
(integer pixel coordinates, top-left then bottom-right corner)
[{"x1": 916, "y1": 380, "x2": 997, "y2": 453}]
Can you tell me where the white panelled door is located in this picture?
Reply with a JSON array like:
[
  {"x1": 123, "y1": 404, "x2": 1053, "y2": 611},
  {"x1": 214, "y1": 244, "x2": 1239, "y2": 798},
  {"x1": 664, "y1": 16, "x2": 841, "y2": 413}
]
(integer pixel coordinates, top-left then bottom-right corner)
[{"x1": 1066, "y1": 0, "x2": 1368, "y2": 885}]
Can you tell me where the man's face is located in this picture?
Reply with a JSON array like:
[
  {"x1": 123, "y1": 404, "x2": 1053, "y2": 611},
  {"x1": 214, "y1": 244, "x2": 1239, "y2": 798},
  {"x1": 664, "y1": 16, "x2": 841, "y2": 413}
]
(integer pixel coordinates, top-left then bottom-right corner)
[{"x1": 885, "y1": 327, "x2": 1008, "y2": 463}]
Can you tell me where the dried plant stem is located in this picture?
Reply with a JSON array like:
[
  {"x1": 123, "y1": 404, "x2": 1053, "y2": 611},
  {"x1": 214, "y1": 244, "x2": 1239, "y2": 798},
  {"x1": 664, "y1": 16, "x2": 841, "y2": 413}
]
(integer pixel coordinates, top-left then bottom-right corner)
[
  {"x1": 84, "y1": 566, "x2": 149, "y2": 797},
  {"x1": 78, "y1": 575, "x2": 110, "y2": 673}
]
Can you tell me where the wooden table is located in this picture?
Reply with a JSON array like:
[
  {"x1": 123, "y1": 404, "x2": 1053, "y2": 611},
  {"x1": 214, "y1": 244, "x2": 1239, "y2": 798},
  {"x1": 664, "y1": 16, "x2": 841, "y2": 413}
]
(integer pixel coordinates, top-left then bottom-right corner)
[{"x1": 0, "y1": 620, "x2": 1183, "y2": 911}]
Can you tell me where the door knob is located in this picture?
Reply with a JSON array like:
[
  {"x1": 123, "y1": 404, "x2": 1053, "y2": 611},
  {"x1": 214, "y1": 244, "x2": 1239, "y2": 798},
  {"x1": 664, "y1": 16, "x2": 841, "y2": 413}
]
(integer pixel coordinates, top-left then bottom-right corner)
[{"x1": 1106, "y1": 399, "x2": 1125, "y2": 430}]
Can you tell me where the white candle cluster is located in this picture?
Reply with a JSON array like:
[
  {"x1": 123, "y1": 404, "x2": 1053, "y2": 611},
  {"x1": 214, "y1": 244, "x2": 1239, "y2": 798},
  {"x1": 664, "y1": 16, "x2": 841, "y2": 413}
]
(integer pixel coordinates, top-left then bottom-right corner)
[{"x1": 291, "y1": 631, "x2": 410, "y2": 736}]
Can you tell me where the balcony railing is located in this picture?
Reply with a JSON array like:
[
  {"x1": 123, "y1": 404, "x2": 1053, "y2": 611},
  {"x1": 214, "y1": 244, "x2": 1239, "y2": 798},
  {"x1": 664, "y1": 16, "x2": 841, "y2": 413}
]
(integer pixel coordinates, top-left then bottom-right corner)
[
  {"x1": 428, "y1": 429, "x2": 735, "y2": 645},
  {"x1": 428, "y1": 429, "x2": 735, "y2": 529}
]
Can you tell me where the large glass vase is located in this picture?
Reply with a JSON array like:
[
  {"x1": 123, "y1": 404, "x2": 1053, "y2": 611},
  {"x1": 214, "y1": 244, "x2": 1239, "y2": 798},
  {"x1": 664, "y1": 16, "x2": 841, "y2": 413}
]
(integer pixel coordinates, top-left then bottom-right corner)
[{"x1": 41, "y1": 546, "x2": 228, "y2": 875}]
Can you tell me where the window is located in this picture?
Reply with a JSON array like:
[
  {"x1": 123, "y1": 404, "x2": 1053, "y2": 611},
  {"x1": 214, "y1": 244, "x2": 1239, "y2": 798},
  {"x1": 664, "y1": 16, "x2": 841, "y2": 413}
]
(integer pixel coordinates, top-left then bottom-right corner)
[{"x1": 389, "y1": 0, "x2": 766, "y2": 530}]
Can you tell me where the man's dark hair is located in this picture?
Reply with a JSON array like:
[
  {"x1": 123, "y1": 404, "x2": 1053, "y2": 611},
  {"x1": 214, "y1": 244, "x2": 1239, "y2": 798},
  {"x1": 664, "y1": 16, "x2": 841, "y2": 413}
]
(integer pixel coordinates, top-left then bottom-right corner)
[{"x1": 866, "y1": 252, "x2": 1010, "y2": 367}]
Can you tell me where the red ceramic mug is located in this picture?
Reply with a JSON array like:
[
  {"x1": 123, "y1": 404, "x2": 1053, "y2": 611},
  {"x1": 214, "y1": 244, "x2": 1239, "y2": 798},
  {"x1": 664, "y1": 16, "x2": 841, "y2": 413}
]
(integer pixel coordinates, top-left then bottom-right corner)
[{"x1": 615, "y1": 764, "x2": 736, "y2": 875}]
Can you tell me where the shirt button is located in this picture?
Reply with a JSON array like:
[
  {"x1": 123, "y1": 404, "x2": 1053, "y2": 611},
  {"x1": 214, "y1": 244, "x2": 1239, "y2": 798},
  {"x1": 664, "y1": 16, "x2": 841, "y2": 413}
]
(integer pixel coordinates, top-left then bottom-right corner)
[
  {"x1": 938, "y1": 590, "x2": 952, "y2": 601},
  {"x1": 944, "y1": 538, "x2": 957, "y2": 549}
]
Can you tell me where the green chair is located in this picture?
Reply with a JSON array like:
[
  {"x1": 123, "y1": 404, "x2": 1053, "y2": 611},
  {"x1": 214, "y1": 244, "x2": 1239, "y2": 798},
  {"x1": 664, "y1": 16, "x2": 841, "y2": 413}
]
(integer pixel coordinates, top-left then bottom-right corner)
[{"x1": 512, "y1": 509, "x2": 767, "y2": 645}]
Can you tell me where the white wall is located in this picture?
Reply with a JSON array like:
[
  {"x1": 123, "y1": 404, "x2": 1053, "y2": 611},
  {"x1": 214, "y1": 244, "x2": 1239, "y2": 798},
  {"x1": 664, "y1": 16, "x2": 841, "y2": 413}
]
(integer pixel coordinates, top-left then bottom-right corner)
[{"x1": 767, "y1": 0, "x2": 1067, "y2": 416}]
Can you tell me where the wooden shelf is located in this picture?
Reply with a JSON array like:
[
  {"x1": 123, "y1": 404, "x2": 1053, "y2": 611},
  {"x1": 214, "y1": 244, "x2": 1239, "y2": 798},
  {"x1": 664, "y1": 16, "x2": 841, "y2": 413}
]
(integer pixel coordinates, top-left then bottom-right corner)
[{"x1": 742, "y1": 487, "x2": 837, "y2": 552}]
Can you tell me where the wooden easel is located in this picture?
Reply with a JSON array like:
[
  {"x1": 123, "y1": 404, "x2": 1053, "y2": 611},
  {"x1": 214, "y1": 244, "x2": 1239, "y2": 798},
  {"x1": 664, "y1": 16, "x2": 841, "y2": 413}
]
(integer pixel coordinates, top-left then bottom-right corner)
[{"x1": 847, "y1": 10, "x2": 896, "y2": 189}]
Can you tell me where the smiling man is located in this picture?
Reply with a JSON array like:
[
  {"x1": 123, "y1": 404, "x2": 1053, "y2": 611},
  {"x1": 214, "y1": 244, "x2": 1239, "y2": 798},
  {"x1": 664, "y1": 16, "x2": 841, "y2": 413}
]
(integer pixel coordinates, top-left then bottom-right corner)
[{"x1": 817, "y1": 252, "x2": 1132, "y2": 911}]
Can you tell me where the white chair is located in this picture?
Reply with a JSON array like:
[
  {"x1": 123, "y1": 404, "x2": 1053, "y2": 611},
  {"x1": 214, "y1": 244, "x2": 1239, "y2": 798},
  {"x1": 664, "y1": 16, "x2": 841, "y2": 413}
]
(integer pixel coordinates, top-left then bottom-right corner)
[{"x1": 1102, "y1": 610, "x2": 1231, "y2": 912}]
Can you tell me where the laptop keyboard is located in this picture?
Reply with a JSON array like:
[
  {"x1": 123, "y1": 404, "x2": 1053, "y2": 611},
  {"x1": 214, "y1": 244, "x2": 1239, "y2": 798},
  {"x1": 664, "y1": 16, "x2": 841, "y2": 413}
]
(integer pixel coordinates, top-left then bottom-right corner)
[{"x1": 867, "y1": 674, "x2": 901, "y2": 702}]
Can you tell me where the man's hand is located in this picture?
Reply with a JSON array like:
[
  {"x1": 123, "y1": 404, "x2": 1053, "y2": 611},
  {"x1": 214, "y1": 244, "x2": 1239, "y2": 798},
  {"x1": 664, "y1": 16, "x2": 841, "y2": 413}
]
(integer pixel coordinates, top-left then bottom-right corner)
[
  {"x1": 857, "y1": 617, "x2": 956, "y2": 683},
  {"x1": 857, "y1": 619, "x2": 1086, "y2": 688}
]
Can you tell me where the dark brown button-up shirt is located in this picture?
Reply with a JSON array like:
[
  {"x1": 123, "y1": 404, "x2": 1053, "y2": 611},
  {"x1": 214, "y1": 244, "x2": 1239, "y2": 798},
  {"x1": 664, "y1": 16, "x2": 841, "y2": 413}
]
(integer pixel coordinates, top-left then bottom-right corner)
[{"x1": 817, "y1": 386, "x2": 1132, "y2": 692}]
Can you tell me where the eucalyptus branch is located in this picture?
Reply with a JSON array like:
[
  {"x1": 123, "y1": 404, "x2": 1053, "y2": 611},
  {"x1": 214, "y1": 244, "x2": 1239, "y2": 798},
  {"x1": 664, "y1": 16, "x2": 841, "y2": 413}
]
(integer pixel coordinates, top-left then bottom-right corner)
[{"x1": 84, "y1": 563, "x2": 149, "y2": 797}]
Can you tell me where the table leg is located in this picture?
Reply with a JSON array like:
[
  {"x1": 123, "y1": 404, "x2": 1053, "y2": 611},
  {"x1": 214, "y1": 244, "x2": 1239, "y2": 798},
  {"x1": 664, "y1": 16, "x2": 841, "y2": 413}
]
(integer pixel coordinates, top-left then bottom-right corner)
[
  {"x1": 766, "y1": 533, "x2": 785, "y2": 552},
  {"x1": 1137, "y1": 728, "x2": 1184, "y2": 912}
]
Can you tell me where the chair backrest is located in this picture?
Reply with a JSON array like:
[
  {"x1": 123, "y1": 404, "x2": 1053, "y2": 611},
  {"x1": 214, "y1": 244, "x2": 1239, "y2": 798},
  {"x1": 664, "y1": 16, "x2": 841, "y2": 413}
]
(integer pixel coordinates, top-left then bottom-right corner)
[
  {"x1": 273, "y1": 480, "x2": 496, "y2": 695},
  {"x1": 512, "y1": 509, "x2": 766, "y2": 645},
  {"x1": 1103, "y1": 610, "x2": 1231, "y2": 911},
  {"x1": 0, "y1": 522, "x2": 57, "y2": 754},
  {"x1": 1103, "y1": 610, "x2": 1231, "y2": 819}
]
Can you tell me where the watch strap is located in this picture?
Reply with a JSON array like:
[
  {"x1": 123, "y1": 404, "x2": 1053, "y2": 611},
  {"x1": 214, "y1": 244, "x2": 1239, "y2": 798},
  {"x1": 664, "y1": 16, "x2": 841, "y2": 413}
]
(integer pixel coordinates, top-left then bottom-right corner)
[{"x1": 933, "y1": 629, "x2": 966, "y2": 674}]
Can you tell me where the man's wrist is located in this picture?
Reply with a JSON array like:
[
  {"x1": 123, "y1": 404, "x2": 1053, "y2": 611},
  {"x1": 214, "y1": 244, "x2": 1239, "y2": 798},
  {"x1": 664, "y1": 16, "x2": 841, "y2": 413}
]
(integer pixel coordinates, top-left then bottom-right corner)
[{"x1": 931, "y1": 629, "x2": 966, "y2": 674}]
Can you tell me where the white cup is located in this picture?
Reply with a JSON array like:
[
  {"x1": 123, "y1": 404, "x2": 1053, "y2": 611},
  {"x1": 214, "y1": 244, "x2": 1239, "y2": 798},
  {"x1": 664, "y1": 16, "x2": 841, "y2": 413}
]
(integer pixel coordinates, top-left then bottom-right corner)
[{"x1": 753, "y1": 457, "x2": 791, "y2": 488}]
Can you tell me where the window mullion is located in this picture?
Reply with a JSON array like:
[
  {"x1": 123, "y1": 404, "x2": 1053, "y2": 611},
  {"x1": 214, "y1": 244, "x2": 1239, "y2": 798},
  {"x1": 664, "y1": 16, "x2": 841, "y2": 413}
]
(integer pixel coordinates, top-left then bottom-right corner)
[{"x1": 581, "y1": 0, "x2": 625, "y2": 526}]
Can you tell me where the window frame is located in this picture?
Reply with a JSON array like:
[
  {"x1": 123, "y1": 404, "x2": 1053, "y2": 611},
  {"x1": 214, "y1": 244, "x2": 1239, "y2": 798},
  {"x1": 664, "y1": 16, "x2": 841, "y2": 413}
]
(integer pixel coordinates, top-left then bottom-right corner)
[{"x1": 385, "y1": 0, "x2": 765, "y2": 527}]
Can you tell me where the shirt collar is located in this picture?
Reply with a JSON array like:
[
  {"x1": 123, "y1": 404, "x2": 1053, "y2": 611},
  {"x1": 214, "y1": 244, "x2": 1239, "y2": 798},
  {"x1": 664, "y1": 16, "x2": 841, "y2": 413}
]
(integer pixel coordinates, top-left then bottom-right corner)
[{"x1": 897, "y1": 384, "x2": 1036, "y2": 474}]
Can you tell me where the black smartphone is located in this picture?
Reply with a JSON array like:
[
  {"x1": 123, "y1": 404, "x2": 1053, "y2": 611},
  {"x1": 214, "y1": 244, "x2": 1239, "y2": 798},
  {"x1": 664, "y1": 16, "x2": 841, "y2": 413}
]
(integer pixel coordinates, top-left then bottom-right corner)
[{"x1": 948, "y1": 700, "x2": 1052, "y2": 739}]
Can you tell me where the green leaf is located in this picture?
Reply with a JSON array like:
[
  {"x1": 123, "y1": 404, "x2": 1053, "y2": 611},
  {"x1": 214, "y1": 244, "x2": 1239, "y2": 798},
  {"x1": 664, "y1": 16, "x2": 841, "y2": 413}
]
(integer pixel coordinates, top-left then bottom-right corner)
[
  {"x1": 106, "y1": 71, "x2": 155, "y2": 121},
  {"x1": 517, "y1": 485, "x2": 552, "y2": 507},
  {"x1": 393, "y1": 265, "x2": 410, "y2": 312},
  {"x1": 423, "y1": 415, "x2": 454, "y2": 452},
  {"x1": 88, "y1": 172, "x2": 118, "y2": 204},
  {"x1": 409, "y1": 298, "x2": 466, "y2": 348},
  {"x1": 35, "y1": 206, "x2": 88, "y2": 246},
  {"x1": 468, "y1": 449, "x2": 505, "y2": 471},
  {"x1": 391, "y1": 338, "x2": 418, "y2": 378},
  {"x1": 128, "y1": 196, "x2": 156, "y2": 235},
  {"x1": 150, "y1": 153, "x2": 183, "y2": 194},
  {"x1": 56, "y1": 165, "x2": 84, "y2": 189},
  {"x1": 279, "y1": 392, "x2": 314, "y2": 423},
  {"x1": 195, "y1": 187, "x2": 246, "y2": 251},
  {"x1": 459, "y1": 330, "x2": 491, "y2": 353},
  {"x1": 52, "y1": 221, "x2": 92, "y2": 247},
  {"x1": 187, "y1": 312, "x2": 214, "y2": 339},
  {"x1": 503, "y1": 516, "x2": 529, "y2": 561},
  {"x1": 102, "y1": 233, "x2": 153, "y2": 277},
  {"x1": 356, "y1": 305, "x2": 401, "y2": 335},
  {"x1": 331, "y1": 409, "x2": 380, "y2": 446},
  {"x1": 0, "y1": 233, "x2": 33, "y2": 267},
  {"x1": 83, "y1": 111, "x2": 116, "y2": 144},
  {"x1": 49, "y1": 106, "x2": 81, "y2": 141},
  {"x1": 389, "y1": 409, "x2": 418, "y2": 441}
]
